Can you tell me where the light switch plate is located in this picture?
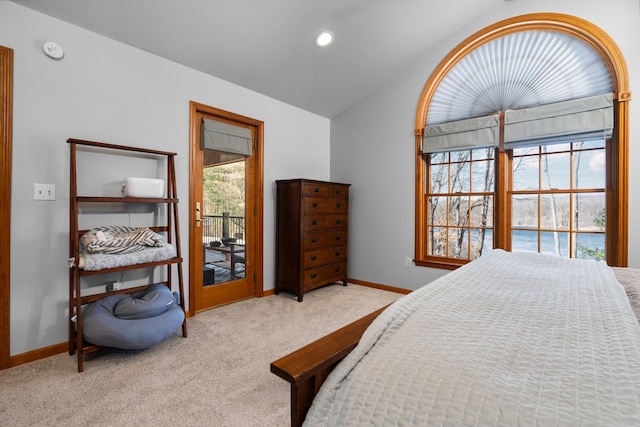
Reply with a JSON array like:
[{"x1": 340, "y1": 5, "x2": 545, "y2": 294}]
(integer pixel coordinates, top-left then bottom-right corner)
[{"x1": 34, "y1": 183, "x2": 56, "y2": 200}]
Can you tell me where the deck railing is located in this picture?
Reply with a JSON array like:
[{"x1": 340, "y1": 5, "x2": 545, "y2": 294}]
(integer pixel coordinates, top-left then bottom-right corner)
[{"x1": 203, "y1": 212, "x2": 245, "y2": 244}]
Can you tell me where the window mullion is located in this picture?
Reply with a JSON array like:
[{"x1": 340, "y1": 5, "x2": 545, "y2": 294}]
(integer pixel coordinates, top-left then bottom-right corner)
[
  {"x1": 495, "y1": 112, "x2": 509, "y2": 251},
  {"x1": 495, "y1": 150, "x2": 508, "y2": 251}
]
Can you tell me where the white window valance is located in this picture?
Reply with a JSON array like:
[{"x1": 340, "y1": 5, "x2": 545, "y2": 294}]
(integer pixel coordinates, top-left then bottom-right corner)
[
  {"x1": 201, "y1": 118, "x2": 252, "y2": 157},
  {"x1": 422, "y1": 114, "x2": 499, "y2": 154},
  {"x1": 504, "y1": 93, "x2": 613, "y2": 148},
  {"x1": 423, "y1": 93, "x2": 612, "y2": 153}
]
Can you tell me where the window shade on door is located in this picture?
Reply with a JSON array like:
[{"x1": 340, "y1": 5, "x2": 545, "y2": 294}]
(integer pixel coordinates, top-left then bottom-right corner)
[
  {"x1": 504, "y1": 93, "x2": 613, "y2": 148},
  {"x1": 422, "y1": 114, "x2": 500, "y2": 154},
  {"x1": 202, "y1": 118, "x2": 252, "y2": 156}
]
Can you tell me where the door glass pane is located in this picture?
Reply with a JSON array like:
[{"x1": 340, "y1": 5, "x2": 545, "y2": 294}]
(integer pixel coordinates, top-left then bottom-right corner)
[{"x1": 203, "y1": 158, "x2": 246, "y2": 285}]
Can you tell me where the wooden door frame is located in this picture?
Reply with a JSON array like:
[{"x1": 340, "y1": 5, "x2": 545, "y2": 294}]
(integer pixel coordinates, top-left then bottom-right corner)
[
  {"x1": 188, "y1": 102, "x2": 264, "y2": 314},
  {"x1": 0, "y1": 46, "x2": 13, "y2": 369}
]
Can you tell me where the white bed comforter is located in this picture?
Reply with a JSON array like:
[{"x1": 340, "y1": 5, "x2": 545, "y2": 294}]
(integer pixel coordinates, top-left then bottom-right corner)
[{"x1": 304, "y1": 250, "x2": 640, "y2": 426}]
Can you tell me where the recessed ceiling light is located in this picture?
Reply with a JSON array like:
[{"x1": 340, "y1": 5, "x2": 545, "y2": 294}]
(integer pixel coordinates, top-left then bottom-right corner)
[{"x1": 314, "y1": 31, "x2": 334, "y2": 47}]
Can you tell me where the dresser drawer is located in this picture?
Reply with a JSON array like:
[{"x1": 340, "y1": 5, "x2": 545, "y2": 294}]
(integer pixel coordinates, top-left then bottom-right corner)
[
  {"x1": 304, "y1": 197, "x2": 348, "y2": 214},
  {"x1": 303, "y1": 246, "x2": 347, "y2": 269},
  {"x1": 303, "y1": 214, "x2": 347, "y2": 230},
  {"x1": 328, "y1": 185, "x2": 348, "y2": 198},
  {"x1": 304, "y1": 230, "x2": 347, "y2": 249},
  {"x1": 302, "y1": 182, "x2": 349, "y2": 198},
  {"x1": 303, "y1": 263, "x2": 347, "y2": 291},
  {"x1": 303, "y1": 182, "x2": 329, "y2": 196}
]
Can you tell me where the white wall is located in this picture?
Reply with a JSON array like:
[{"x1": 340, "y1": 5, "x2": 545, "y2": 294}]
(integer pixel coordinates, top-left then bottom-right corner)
[
  {"x1": 5, "y1": 0, "x2": 639, "y2": 358},
  {"x1": 331, "y1": 0, "x2": 640, "y2": 290},
  {"x1": 1, "y1": 2, "x2": 331, "y2": 356}
]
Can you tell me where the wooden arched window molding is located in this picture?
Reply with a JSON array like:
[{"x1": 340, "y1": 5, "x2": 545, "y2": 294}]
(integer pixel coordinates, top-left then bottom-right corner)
[{"x1": 414, "y1": 13, "x2": 630, "y2": 269}]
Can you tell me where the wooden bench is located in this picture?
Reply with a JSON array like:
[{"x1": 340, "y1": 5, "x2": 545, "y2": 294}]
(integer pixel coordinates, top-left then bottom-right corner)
[{"x1": 270, "y1": 306, "x2": 388, "y2": 427}]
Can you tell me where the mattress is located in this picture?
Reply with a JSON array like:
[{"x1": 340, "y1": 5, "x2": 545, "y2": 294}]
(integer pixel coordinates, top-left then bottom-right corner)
[{"x1": 304, "y1": 250, "x2": 640, "y2": 426}]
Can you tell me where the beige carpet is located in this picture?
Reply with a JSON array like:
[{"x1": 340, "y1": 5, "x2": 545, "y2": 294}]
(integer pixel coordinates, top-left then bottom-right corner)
[{"x1": 0, "y1": 284, "x2": 401, "y2": 426}]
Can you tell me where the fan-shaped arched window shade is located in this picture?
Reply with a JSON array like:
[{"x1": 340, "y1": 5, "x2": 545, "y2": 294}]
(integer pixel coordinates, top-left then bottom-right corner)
[
  {"x1": 414, "y1": 13, "x2": 631, "y2": 269},
  {"x1": 427, "y1": 30, "x2": 613, "y2": 126}
]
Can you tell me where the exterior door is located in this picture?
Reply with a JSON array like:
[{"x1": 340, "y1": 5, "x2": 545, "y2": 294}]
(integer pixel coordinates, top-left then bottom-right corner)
[{"x1": 189, "y1": 102, "x2": 263, "y2": 313}]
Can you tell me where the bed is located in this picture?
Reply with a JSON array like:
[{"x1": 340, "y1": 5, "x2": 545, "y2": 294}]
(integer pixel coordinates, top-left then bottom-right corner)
[{"x1": 271, "y1": 250, "x2": 640, "y2": 426}]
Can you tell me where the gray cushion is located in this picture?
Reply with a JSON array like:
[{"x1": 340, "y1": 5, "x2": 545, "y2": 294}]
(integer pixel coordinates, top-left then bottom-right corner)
[
  {"x1": 82, "y1": 286, "x2": 184, "y2": 350},
  {"x1": 113, "y1": 284, "x2": 177, "y2": 320}
]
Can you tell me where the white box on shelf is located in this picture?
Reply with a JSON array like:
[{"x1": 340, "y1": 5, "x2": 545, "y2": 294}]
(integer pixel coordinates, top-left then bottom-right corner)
[{"x1": 122, "y1": 177, "x2": 164, "y2": 198}]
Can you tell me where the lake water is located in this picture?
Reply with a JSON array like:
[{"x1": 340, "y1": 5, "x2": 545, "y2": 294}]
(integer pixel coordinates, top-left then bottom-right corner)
[{"x1": 483, "y1": 229, "x2": 605, "y2": 259}]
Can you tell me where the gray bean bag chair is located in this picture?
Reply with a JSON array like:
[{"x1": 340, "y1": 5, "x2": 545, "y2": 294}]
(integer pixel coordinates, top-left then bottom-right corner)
[{"x1": 83, "y1": 284, "x2": 184, "y2": 350}]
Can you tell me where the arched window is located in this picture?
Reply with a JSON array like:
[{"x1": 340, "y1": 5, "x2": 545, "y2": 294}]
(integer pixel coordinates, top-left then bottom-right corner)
[{"x1": 414, "y1": 13, "x2": 631, "y2": 269}]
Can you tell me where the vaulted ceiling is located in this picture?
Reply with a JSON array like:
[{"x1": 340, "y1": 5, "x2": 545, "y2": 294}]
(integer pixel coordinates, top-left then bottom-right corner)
[{"x1": 13, "y1": 0, "x2": 503, "y2": 118}]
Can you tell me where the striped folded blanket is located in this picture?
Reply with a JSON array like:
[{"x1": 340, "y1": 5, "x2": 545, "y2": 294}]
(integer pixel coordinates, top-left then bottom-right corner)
[{"x1": 80, "y1": 226, "x2": 164, "y2": 254}]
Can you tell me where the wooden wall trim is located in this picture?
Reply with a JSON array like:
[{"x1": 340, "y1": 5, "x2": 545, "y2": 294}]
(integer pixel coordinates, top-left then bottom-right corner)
[
  {"x1": 0, "y1": 46, "x2": 13, "y2": 370},
  {"x1": 347, "y1": 278, "x2": 412, "y2": 295},
  {"x1": 10, "y1": 342, "x2": 67, "y2": 368}
]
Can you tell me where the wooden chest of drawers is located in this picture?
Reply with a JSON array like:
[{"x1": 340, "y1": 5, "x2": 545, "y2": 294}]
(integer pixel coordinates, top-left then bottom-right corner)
[{"x1": 275, "y1": 179, "x2": 350, "y2": 301}]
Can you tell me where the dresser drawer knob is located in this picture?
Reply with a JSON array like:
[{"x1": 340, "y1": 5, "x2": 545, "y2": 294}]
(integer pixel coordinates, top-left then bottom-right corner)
[
  {"x1": 335, "y1": 251, "x2": 340, "y2": 256},
  {"x1": 311, "y1": 273, "x2": 317, "y2": 279},
  {"x1": 335, "y1": 236, "x2": 340, "y2": 240},
  {"x1": 311, "y1": 238, "x2": 318, "y2": 243},
  {"x1": 335, "y1": 190, "x2": 341, "y2": 194},
  {"x1": 312, "y1": 202, "x2": 318, "y2": 208},
  {"x1": 314, "y1": 188, "x2": 320, "y2": 193},
  {"x1": 336, "y1": 202, "x2": 341, "y2": 208},
  {"x1": 311, "y1": 256, "x2": 317, "y2": 261},
  {"x1": 311, "y1": 220, "x2": 317, "y2": 225},
  {"x1": 336, "y1": 219, "x2": 341, "y2": 224},
  {"x1": 335, "y1": 267, "x2": 341, "y2": 272}
]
